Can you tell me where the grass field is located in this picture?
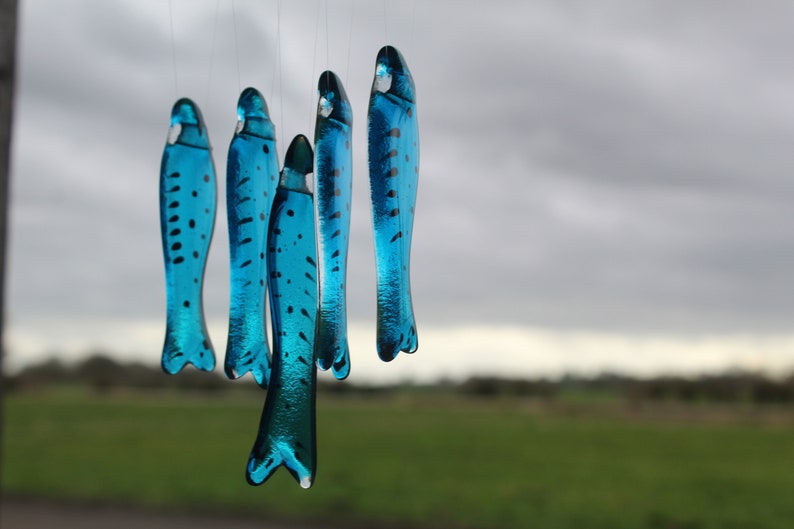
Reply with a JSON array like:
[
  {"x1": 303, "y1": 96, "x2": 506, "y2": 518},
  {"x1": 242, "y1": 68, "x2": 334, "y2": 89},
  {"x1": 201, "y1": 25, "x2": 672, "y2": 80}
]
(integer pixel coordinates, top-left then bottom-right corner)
[{"x1": 4, "y1": 387, "x2": 794, "y2": 529}]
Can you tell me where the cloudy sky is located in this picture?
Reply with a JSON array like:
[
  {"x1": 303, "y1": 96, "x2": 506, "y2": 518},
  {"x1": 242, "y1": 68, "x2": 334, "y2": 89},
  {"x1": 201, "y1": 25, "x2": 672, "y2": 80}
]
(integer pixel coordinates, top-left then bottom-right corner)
[{"x1": 6, "y1": 0, "x2": 794, "y2": 383}]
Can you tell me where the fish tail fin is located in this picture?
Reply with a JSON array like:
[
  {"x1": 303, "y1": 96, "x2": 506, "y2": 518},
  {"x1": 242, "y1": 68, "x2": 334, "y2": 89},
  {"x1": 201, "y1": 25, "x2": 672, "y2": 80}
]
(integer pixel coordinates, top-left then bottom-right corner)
[
  {"x1": 161, "y1": 320, "x2": 216, "y2": 374},
  {"x1": 246, "y1": 435, "x2": 315, "y2": 489},
  {"x1": 224, "y1": 337, "x2": 271, "y2": 388},
  {"x1": 315, "y1": 316, "x2": 351, "y2": 380},
  {"x1": 376, "y1": 297, "x2": 418, "y2": 362}
]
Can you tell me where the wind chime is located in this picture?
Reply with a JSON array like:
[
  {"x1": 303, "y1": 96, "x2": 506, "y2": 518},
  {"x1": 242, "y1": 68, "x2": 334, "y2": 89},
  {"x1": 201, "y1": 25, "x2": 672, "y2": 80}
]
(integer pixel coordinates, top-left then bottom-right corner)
[{"x1": 158, "y1": 6, "x2": 419, "y2": 489}]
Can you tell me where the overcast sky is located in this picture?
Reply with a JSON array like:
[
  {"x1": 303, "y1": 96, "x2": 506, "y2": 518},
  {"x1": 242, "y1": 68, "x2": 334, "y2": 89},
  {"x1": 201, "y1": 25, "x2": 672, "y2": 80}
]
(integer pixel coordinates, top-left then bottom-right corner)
[{"x1": 6, "y1": 0, "x2": 794, "y2": 382}]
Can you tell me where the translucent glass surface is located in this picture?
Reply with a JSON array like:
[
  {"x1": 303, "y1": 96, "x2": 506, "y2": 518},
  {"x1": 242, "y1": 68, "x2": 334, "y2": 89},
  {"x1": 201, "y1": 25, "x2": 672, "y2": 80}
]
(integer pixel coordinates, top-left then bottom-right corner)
[
  {"x1": 367, "y1": 46, "x2": 419, "y2": 361},
  {"x1": 224, "y1": 88, "x2": 279, "y2": 387},
  {"x1": 159, "y1": 98, "x2": 217, "y2": 374},
  {"x1": 247, "y1": 135, "x2": 317, "y2": 488},
  {"x1": 314, "y1": 71, "x2": 352, "y2": 379}
]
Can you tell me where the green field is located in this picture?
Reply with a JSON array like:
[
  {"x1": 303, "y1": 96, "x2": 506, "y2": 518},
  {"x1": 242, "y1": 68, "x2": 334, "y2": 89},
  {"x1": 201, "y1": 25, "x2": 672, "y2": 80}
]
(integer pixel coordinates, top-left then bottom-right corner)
[{"x1": 4, "y1": 387, "x2": 794, "y2": 529}]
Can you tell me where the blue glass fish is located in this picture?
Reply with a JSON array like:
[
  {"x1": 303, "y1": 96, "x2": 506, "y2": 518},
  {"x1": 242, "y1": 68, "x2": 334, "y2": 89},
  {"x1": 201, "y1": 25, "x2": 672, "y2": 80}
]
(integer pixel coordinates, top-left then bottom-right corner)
[
  {"x1": 367, "y1": 46, "x2": 419, "y2": 362},
  {"x1": 314, "y1": 71, "x2": 352, "y2": 380},
  {"x1": 247, "y1": 135, "x2": 318, "y2": 489},
  {"x1": 159, "y1": 98, "x2": 217, "y2": 374},
  {"x1": 225, "y1": 87, "x2": 279, "y2": 387}
]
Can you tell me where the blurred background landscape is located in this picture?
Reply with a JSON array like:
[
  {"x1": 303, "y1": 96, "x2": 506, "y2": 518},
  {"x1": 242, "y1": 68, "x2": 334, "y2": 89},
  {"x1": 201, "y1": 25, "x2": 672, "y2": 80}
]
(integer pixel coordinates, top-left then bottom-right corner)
[{"x1": 4, "y1": 0, "x2": 794, "y2": 527}]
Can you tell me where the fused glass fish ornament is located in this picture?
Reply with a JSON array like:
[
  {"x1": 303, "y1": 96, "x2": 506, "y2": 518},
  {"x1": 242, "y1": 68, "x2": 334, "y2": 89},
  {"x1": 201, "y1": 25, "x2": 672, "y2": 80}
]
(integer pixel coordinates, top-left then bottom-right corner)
[
  {"x1": 247, "y1": 135, "x2": 318, "y2": 489},
  {"x1": 314, "y1": 71, "x2": 352, "y2": 380},
  {"x1": 225, "y1": 87, "x2": 279, "y2": 387},
  {"x1": 367, "y1": 46, "x2": 419, "y2": 362},
  {"x1": 159, "y1": 98, "x2": 217, "y2": 374}
]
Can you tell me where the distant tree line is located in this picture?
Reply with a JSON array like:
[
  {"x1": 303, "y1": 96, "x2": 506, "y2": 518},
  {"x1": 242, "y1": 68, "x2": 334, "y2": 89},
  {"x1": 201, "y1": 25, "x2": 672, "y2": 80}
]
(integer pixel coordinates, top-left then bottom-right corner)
[
  {"x1": 5, "y1": 354, "x2": 794, "y2": 405},
  {"x1": 460, "y1": 372, "x2": 794, "y2": 405}
]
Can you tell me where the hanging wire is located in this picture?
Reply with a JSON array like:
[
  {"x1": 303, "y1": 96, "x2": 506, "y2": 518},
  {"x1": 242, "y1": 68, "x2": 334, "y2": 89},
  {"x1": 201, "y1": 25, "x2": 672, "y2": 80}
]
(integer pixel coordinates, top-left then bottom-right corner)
[
  {"x1": 409, "y1": 0, "x2": 417, "y2": 59},
  {"x1": 168, "y1": 0, "x2": 179, "y2": 97},
  {"x1": 382, "y1": 0, "x2": 389, "y2": 45},
  {"x1": 309, "y1": 0, "x2": 322, "y2": 133},
  {"x1": 231, "y1": 0, "x2": 242, "y2": 93},
  {"x1": 344, "y1": 0, "x2": 354, "y2": 84},
  {"x1": 277, "y1": 0, "x2": 285, "y2": 146},
  {"x1": 204, "y1": 0, "x2": 222, "y2": 109}
]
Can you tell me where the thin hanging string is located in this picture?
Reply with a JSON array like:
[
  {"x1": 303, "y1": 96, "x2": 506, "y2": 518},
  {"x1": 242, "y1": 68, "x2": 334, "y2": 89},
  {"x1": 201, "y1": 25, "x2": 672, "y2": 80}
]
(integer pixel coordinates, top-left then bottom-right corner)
[
  {"x1": 309, "y1": 0, "x2": 322, "y2": 134},
  {"x1": 276, "y1": 0, "x2": 284, "y2": 147},
  {"x1": 383, "y1": 0, "x2": 389, "y2": 44},
  {"x1": 409, "y1": 0, "x2": 417, "y2": 59},
  {"x1": 268, "y1": 0, "x2": 279, "y2": 106},
  {"x1": 324, "y1": 0, "x2": 330, "y2": 72},
  {"x1": 344, "y1": 0, "x2": 354, "y2": 84},
  {"x1": 231, "y1": 0, "x2": 242, "y2": 93},
  {"x1": 168, "y1": 0, "x2": 179, "y2": 98},
  {"x1": 204, "y1": 0, "x2": 222, "y2": 109}
]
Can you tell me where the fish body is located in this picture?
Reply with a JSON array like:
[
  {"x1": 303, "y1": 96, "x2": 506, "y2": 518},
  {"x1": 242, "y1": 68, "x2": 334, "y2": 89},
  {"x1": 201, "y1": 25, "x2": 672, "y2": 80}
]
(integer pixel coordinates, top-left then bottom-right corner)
[
  {"x1": 247, "y1": 135, "x2": 318, "y2": 489},
  {"x1": 314, "y1": 71, "x2": 352, "y2": 379},
  {"x1": 225, "y1": 88, "x2": 279, "y2": 387},
  {"x1": 159, "y1": 98, "x2": 217, "y2": 373},
  {"x1": 367, "y1": 46, "x2": 419, "y2": 362}
]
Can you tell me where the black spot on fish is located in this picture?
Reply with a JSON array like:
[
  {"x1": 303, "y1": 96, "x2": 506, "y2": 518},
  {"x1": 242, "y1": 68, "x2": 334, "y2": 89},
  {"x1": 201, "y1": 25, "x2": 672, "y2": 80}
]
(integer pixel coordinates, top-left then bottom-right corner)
[
  {"x1": 331, "y1": 250, "x2": 340, "y2": 258},
  {"x1": 333, "y1": 168, "x2": 340, "y2": 177},
  {"x1": 183, "y1": 301, "x2": 190, "y2": 307},
  {"x1": 169, "y1": 215, "x2": 179, "y2": 223},
  {"x1": 240, "y1": 260, "x2": 252, "y2": 268},
  {"x1": 192, "y1": 190, "x2": 198, "y2": 197},
  {"x1": 259, "y1": 280, "x2": 264, "y2": 286},
  {"x1": 169, "y1": 185, "x2": 181, "y2": 192},
  {"x1": 305, "y1": 272, "x2": 315, "y2": 282},
  {"x1": 345, "y1": 140, "x2": 350, "y2": 149},
  {"x1": 329, "y1": 211, "x2": 341, "y2": 219},
  {"x1": 203, "y1": 174, "x2": 210, "y2": 183},
  {"x1": 298, "y1": 356, "x2": 308, "y2": 365},
  {"x1": 388, "y1": 168, "x2": 398, "y2": 177},
  {"x1": 407, "y1": 107, "x2": 413, "y2": 117},
  {"x1": 405, "y1": 154, "x2": 410, "y2": 162},
  {"x1": 168, "y1": 201, "x2": 179, "y2": 208},
  {"x1": 389, "y1": 208, "x2": 400, "y2": 217},
  {"x1": 387, "y1": 190, "x2": 397, "y2": 197},
  {"x1": 332, "y1": 266, "x2": 340, "y2": 272},
  {"x1": 285, "y1": 402, "x2": 291, "y2": 410},
  {"x1": 388, "y1": 149, "x2": 398, "y2": 157},
  {"x1": 260, "y1": 252, "x2": 264, "y2": 259},
  {"x1": 297, "y1": 234, "x2": 303, "y2": 239},
  {"x1": 170, "y1": 228, "x2": 181, "y2": 236},
  {"x1": 189, "y1": 219, "x2": 196, "y2": 228},
  {"x1": 171, "y1": 242, "x2": 182, "y2": 250},
  {"x1": 173, "y1": 256, "x2": 185, "y2": 264},
  {"x1": 237, "y1": 196, "x2": 251, "y2": 205},
  {"x1": 299, "y1": 378, "x2": 308, "y2": 385},
  {"x1": 238, "y1": 217, "x2": 253, "y2": 225},
  {"x1": 274, "y1": 228, "x2": 281, "y2": 234},
  {"x1": 388, "y1": 128, "x2": 401, "y2": 137},
  {"x1": 169, "y1": 171, "x2": 180, "y2": 178},
  {"x1": 287, "y1": 306, "x2": 294, "y2": 313},
  {"x1": 306, "y1": 256, "x2": 316, "y2": 267},
  {"x1": 260, "y1": 212, "x2": 265, "y2": 221},
  {"x1": 301, "y1": 308, "x2": 310, "y2": 318},
  {"x1": 263, "y1": 144, "x2": 270, "y2": 154},
  {"x1": 193, "y1": 251, "x2": 199, "y2": 258},
  {"x1": 287, "y1": 209, "x2": 294, "y2": 217},
  {"x1": 331, "y1": 229, "x2": 341, "y2": 238},
  {"x1": 237, "y1": 177, "x2": 251, "y2": 187},
  {"x1": 334, "y1": 188, "x2": 341, "y2": 196},
  {"x1": 240, "y1": 237, "x2": 252, "y2": 245},
  {"x1": 391, "y1": 231, "x2": 403, "y2": 242}
]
